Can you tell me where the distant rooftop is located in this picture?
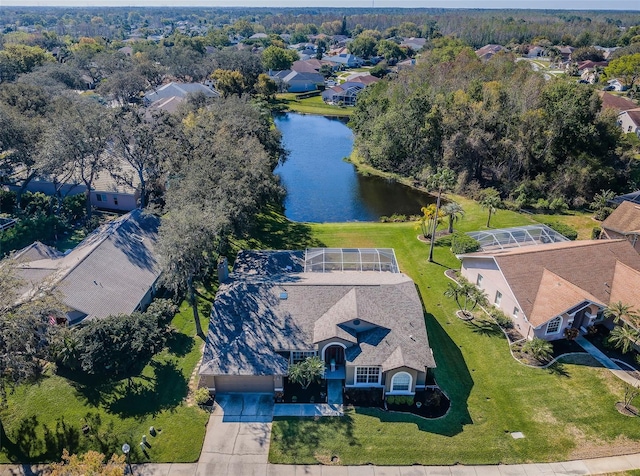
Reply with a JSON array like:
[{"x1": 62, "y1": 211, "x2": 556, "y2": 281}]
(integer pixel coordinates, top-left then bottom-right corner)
[
  {"x1": 304, "y1": 248, "x2": 399, "y2": 273},
  {"x1": 467, "y1": 225, "x2": 569, "y2": 252}
]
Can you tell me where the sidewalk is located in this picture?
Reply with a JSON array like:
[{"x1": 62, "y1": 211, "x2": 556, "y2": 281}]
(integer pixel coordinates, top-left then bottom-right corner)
[
  {"x1": 6, "y1": 453, "x2": 640, "y2": 476},
  {"x1": 576, "y1": 336, "x2": 640, "y2": 386}
]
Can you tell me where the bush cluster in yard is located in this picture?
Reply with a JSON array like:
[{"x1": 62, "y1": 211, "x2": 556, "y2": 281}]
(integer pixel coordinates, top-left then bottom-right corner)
[
  {"x1": 451, "y1": 232, "x2": 481, "y2": 254},
  {"x1": 490, "y1": 308, "x2": 514, "y2": 329},
  {"x1": 386, "y1": 395, "x2": 414, "y2": 405},
  {"x1": 343, "y1": 387, "x2": 384, "y2": 407},
  {"x1": 543, "y1": 221, "x2": 578, "y2": 240}
]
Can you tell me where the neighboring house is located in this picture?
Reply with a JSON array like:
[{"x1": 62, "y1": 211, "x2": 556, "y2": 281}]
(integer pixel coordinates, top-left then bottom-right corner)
[
  {"x1": 397, "y1": 58, "x2": 417, "y2": 70},
  {"x1": 606, "y1": 79, "x2": 627, "y2": 91},
  {"x1": 249, "y1": 33, "x2": 268, "y2": 40},
  {"x1": 341, "y1": 72, "x2": 379, "y2": 85},
  {"x1": 147, "y1": 95, "x2": 184, "y2": 114},
  {"x1": 576, "y1": 60, "x2": 608, "y2": 73},
  {"x1": 599, "y1": 91, "x2": 639, "y2": 113},
  {"x1": 400, "y1": 37, "x2": 427, "y2": 52},
  {"x1": 594, "y1": 45, "x2": 619, "y2": 59},
  {"x1": 558, "y1": 46, "x2": 575, "y2": 61},
  {"x1": 118, "y1": 46, "x2": 133, "y2": 57},
  {"x1": 459, "y1": 240, "x2": 640, "y2": 341},
  {"x1": 526, "y1": 46, "x2": 545, "y2": 58},
  {"x1": 143, "y1": 82, "x2": 219, "y2": 105},
  {"x1": 271, "y1": 70, "x2": 324, "y2": 93},
  {"x1": 9, "y1": 160, "x2": 141, "y2": 212},
  {"x1": 475, "y1": 44, "x2": 506, "y2": 60},
  {"x1": 10, "y1": 209, "x2": 161, "y2": 325},
  {"x1": 323, "y1": 53, "x2": 364, "y2": 68},
  {"x1": 322, "y1": 82, "x2": 365, "y2": 105},
  {"x1": 291, "y1": 59, "x2": 337, "y2": 74},
  {"x1": 199, "y1": 248, "x2": 436, "y2": 395},
  {"x1": 617, "y1": 108, "x2": 640, "y2": 137},
  {"x1": 601, "y1": 200, "x2": 640, "y2": 252}
]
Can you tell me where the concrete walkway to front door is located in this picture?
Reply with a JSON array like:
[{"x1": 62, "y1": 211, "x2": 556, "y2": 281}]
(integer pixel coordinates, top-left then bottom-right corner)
[{"x1": 575, "y1": 336, "x2": 640, "y2": 386}]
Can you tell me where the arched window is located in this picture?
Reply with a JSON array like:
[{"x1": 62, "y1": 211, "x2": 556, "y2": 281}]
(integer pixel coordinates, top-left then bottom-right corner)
[
  {"x1": 546, "y1": 316, "x2": 562, "y2": 334},
  {"x1": 391, "y1": 372, "x2": 412, "y2": 393}
]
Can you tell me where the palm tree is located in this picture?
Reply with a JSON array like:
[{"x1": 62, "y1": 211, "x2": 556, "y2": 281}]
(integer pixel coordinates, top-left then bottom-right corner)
[
  {"x1": 424, "y1": 167, "x2": 457, "y2": 263},
  {"x1": 523, "y1": 337, "x2": 553, "y2": 362},
  {"x1": 441, "y1": 201, "x2": 464, "y2": 234},
  {"x1": 590, "y1": 189, "x2": 615, "y2": 220},
  {"x1": 288, "y1": 356, "x2": 325, "y2": 389},
  {"x1": 609, "y1": 324, "x2": 640, "y2": 354},
  {"x1": 479, "y1": 188, "x2": 501, "y2": 228},
  {"x1": 444, "y1": 281, "x2": 486, "y2": 318},
  {"x1": 416, "y1": 204, "x2": 444, "y2": 239},
  {"x1": 604, "y1": 301, "x2": 638, "y2": 326}
]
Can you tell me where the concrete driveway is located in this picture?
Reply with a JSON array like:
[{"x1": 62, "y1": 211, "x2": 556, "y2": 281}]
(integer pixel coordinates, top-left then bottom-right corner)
[{"x1": 197, "y1": 394, "x2": 274, "y2": 475}]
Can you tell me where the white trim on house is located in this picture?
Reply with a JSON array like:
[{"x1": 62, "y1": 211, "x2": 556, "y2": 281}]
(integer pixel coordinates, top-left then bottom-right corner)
[
  {"x1": 388, "y1": 371, "x2": 413, "y2": 395},
  {"x1": 545, "y1": 316, "x2": 563, "y2": 335},
  {"x1": 320, "y1": 342, "x2": 347, "y2": 361},
  {"x1": 353, "y1": 366, "x2": 382, "y2": 386}
]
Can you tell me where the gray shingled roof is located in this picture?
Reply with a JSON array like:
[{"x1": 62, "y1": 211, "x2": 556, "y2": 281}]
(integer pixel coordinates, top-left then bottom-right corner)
[
  {"x1": 12, "y1": 209, "x2": 160, "y2": 323},
  {"x1": 200, "y1": 250, "x2": 435, "y2": 377}
]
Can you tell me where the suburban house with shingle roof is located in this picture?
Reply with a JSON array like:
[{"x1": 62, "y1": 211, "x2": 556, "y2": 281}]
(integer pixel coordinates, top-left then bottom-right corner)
[
  {"x1": 618, "y1": 109, "x2": 640, "y2": 137},
  {"x1": 601, "y1": 200, "x2": 640, "y2": 252},
  {"x1": 9, "y1": 209, "x2": 160, "y2": 324},
  {"x1": 459, "y1": 240, "x2": 640, "y2": 341},
  {"x1": 199, "y1": 248, "x2": 436, "y2": 395}
]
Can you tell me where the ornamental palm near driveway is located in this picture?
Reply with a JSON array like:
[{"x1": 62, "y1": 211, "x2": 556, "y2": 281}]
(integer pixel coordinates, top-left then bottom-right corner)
[{"x1": 198, "y1": 394, "x2": 273, "y2": 475}]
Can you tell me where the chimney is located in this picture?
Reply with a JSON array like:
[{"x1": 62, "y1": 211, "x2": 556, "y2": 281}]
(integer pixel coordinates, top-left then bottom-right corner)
[{"x1": 217, "y1": 256, "x2": 229, "y2": 283}]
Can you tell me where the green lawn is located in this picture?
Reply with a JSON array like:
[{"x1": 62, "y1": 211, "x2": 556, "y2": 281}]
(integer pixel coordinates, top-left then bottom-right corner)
[
  {"x1": 274, "y1": 93, "x2": 353, "y2": 117},
  {"x1": 269, "y1": 219, "x2": 640, "y2": 465},
  {"x1": 0, "y1": 299, "x2": 211, "y2": 464}
]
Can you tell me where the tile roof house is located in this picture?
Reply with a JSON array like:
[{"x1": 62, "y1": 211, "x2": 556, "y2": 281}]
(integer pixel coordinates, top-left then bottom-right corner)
[
  {"x1": 601, "y1": 200, "x2": 640, "y2": 252},
  {"x1": 199, "y1": 248, "x2": 436, "y2": 395},
  {"x1": 10, "y1": 209, "x2": 161, "y2": 325},
  {"x1": 459, "y1": 240, "x2": 640, "y2": 341}
]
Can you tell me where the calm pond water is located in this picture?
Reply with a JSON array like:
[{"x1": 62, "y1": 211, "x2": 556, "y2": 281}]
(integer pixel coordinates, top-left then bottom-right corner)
[{"x1": 274, "y1": 113, "x2": 435, "y2": 223}]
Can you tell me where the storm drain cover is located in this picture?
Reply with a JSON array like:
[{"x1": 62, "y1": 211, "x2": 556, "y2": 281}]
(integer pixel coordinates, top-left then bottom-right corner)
[{"x1": 511, "y1": 432, "x2": 525, "y2": 439}]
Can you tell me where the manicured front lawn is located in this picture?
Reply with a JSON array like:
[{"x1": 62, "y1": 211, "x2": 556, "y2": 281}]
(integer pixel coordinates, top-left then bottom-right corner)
[
  {"x1": 274, "y1": 93, "x2": 353, "y2": 116},
  {"x1": 269, "y1": 220, "x2": 640, "y2": 465},
  {"x1": 0, "y1": 299, "x2": 210, "y2": 464}
]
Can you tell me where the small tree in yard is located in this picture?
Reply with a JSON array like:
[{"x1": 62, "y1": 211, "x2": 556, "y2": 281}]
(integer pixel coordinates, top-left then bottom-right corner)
[
  {"x1": 480, "y1": 188, "x2": 502, "y2": 228},
  {"x1": 444, "y1": 280, "x2": 487, "y2": 319},
  {"x1": 288, "y1": 356, "x2": 325, "y2": 389},
  {"x1": 623, "y1": 383, "x2": 640, "y2": 412},
  {"x1": 523, "y1": 337, "x2": 553, "y2": 362}
]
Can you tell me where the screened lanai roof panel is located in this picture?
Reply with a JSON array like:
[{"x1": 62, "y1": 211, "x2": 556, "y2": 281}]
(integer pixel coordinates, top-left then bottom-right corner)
[
  {"x1": 467, "y1": 225, "x2": 569, "y2": 251},
  {"x1": 304, "y1": 248, "x2": 399, "y2": 273}
]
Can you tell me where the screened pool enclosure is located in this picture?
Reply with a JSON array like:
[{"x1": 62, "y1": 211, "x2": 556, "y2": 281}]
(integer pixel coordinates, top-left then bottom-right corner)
[
  {"x1": 467, "y1": 225, "x2": 569, "y2": 252},
  {"x1": 304, "y1": 248, "x2": 400, "y2": 273}
]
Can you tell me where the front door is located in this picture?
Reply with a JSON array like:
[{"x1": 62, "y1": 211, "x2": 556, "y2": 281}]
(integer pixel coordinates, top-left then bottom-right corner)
[{"x1": 325, "y1": 345, "x2": 345, "y2": 366}]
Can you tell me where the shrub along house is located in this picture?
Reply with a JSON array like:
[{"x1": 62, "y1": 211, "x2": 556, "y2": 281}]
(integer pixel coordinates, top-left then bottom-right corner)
[
  {"x1": 198, "y1": 248, "x2": 436, "y2": 396},
  {"x1": 459, "y1": 240, "x2": 640, "y2": 340}
]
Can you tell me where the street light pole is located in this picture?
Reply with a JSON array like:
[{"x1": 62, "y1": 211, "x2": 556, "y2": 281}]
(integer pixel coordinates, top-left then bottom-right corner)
[{"x1": 122, "y1": 443, "x2": 132, "y2": 475}]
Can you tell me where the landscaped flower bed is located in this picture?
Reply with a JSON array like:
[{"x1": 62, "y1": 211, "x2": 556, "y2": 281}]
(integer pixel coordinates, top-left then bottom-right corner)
[
  {"x1": 385, "y1": 389, "x2": 450, "y2": 418},
  {"x1": 586, "y1": 324, "x2": 640, "y2": 369},
  {"x1": 282, "y1": 378, "x2": 327, "y2": 403},
  {"x1": 343, "y1": 387, "x2": 449, "y2": 418}
]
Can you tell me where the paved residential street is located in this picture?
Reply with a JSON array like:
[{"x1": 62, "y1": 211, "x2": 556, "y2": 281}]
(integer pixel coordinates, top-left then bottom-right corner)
[{"x1": 4, "y1": 394, "x2": 640, "y2": 476}]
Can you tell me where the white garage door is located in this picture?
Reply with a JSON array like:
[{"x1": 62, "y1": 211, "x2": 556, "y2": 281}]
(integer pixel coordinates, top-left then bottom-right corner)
[{"x1": 214, "y1": 375, "x2": 274, "y2": 393}]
